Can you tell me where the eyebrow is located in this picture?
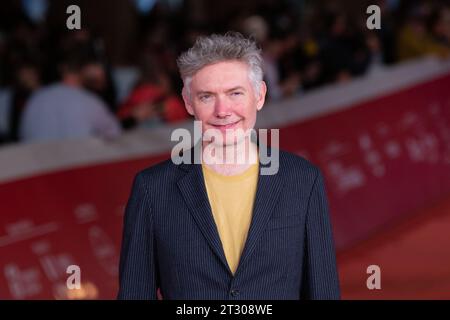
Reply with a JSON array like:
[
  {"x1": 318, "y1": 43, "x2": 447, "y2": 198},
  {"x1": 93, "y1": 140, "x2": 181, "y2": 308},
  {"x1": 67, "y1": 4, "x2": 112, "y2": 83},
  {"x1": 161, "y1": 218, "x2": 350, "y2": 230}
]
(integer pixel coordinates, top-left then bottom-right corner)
[
  {"x1": 226, "y1": 86, "x2": 246, "y2": 93},
  {"x1": 196, "y1": 86, "x2": 246, "y2": 96},
  {"x1": 196, "y1": 91, "x2": 214, "y2": 96}
]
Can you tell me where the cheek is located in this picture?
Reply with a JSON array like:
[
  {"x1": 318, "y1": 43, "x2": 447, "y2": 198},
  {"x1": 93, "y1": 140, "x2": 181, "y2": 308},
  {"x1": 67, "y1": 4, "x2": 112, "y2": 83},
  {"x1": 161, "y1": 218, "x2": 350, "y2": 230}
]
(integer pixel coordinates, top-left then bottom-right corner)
[
  {"x1": 235, "y1": 98, "x2": 255, "y2": 117},
  {"x1": 243, "y1": 114, "x2": 257, "y2": 129},
  {"x1": 240, "y1": 105, "x2": 258, "y2": 129},
  {"x1": 192, "y1": 106, "x2": 212, "y2": 121},
  {"x1": 242, "y1": 100, "x2": 258, "y2": 119}
]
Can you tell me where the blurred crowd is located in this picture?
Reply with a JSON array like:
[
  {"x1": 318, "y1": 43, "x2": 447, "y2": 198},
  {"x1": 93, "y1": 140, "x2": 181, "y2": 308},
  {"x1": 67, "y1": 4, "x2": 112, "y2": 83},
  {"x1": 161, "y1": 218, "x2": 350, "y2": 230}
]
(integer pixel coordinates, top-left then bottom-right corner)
[{"x1": 0, "y1": 0, "x2": 449, "y2": 145}]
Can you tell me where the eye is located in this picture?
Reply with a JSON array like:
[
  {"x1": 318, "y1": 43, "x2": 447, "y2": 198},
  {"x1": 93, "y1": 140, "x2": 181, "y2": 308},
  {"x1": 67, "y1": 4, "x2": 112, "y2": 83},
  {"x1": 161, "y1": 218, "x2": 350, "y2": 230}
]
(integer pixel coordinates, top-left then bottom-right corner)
[
  {"x1": 199, "y1": 94, "x2": 212, "y2": 102},
  {"x1": 231, "y1": 91, "x2": 243, "y2": 96}
]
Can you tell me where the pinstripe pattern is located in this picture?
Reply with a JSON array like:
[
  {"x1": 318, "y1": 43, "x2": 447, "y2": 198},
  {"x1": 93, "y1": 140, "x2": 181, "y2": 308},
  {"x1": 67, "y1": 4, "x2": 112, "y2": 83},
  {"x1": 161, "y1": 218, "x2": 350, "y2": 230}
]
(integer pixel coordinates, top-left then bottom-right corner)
[{"x1": 117, "y1": 148, "x2": 340, "y2": 300}]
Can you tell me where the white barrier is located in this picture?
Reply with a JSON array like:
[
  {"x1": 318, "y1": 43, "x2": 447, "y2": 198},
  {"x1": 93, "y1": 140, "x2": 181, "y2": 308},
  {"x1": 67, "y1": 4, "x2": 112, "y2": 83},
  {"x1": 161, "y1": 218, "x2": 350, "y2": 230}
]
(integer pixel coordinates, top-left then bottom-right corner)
[{"x1": 1, "y1": 56, "x2": 449, "y2": 183}]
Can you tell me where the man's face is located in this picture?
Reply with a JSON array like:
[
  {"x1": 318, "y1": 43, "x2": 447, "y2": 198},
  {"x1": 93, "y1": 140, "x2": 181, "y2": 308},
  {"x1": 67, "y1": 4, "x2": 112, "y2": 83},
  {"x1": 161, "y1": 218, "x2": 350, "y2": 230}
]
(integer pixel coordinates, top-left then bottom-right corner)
[
  {"x1": 183, "y1": 60, "x2": 266, "y2": 146},
  {"x1": 81, "y1": 63, "x2": 106, "y2": 92}
]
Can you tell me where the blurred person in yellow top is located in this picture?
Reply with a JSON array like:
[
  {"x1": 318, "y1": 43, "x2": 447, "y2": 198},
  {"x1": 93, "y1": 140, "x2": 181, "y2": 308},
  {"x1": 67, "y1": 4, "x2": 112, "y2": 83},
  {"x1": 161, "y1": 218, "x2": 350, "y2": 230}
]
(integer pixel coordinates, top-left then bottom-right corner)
[{"x1": 397, "y1": 7, "x2": 450, "y2": 61}]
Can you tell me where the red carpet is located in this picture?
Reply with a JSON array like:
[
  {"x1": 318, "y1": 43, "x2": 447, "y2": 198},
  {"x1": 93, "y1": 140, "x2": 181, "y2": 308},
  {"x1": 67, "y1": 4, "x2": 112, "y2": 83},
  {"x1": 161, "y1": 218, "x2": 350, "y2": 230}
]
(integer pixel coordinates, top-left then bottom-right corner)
[{"x1": 338, "y1": 194, "x2": 450, "y2": 299}]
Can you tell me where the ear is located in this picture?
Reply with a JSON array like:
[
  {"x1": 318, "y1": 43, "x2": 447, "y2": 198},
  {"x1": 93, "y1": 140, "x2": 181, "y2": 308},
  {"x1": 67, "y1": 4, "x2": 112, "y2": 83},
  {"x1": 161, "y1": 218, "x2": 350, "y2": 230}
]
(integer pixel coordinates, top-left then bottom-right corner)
[
  {"x1": 182, "y1": 87, "x2": 195, "y2": 116},
  {"x1": 256, "y1": 81, "x2": 267, "y2": 111}
]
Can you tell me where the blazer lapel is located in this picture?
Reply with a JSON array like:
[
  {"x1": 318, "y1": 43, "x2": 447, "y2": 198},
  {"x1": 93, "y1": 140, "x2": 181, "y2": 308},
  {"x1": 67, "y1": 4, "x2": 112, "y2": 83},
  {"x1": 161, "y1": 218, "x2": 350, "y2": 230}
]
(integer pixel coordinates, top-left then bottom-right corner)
[
  {"x1": 234, "y1": 155, "x2": 284, "y2": 276},
  {"x1": 177, "y1": 162, "x2": 232, "y2": 274}
]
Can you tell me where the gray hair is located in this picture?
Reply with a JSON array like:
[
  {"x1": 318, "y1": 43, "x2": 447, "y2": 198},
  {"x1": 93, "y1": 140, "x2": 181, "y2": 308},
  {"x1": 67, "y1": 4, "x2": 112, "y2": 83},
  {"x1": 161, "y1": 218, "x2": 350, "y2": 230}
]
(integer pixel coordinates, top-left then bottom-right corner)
[{"x1": 176, "y1": 32, "x2": 264, "y2": 100}]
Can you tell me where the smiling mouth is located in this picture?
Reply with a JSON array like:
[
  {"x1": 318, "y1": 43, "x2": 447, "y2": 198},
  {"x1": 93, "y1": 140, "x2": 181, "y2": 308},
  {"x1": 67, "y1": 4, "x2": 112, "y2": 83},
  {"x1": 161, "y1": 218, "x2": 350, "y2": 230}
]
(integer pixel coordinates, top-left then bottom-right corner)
[{"x1": 210, "y1": 120, "x2": 241, "y2": 129}]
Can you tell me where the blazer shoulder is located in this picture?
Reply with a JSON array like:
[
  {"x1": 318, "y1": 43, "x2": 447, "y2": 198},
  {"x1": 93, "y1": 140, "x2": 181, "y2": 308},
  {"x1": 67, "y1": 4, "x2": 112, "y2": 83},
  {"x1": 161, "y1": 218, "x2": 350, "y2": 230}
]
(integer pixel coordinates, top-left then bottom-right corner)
[
  {"x1": 279, "y1": 149, "x2": 321, "y2": 179},
  {"x1": 134, "y1": 157, "x2": 179, "y2": 186}
]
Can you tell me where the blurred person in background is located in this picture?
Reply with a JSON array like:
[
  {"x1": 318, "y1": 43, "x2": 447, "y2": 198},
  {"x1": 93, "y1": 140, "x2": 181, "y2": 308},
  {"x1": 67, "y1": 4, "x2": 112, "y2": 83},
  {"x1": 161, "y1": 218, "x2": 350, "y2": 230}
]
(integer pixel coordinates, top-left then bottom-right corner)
[
  {"x1": 277, "y1": 19, "x2": 325, "y2": 92},
  {"x1": 19, "y1": 46, "x2": 121, "y2": 143},
  {"x1": 0, "y1": 8, "x2": 45, "y2": 143},
  {"x1": 319, "y1": 11, "x2": 371, "y2": 83},
  {"x1": 117, "y1": 54, "x2": 189, "y2": 129},
  {"x1": 427, "y1": 6, "x2": 450, "y2": 50},
  {"x1": 397, "y1": 3, "x2": 450, "y2": 61},
  {"x1": 8, "y1": 58, "x2": 42, "y2": 142},
  {"x1": 241, "y1": 15, "x2": 302, "y2": 100},
  {"x1": 81, "y1": 56, "x2": 118, "y2": 113},
  {"x1": 364, "y1": 31, "x2": 385, "y2": 74},
  {"x1": 58, "y1": 29, "x2": 118, "y2": 113},
  {"x1": 265, "y1": 33, "x2": 303, "y2": 100}
]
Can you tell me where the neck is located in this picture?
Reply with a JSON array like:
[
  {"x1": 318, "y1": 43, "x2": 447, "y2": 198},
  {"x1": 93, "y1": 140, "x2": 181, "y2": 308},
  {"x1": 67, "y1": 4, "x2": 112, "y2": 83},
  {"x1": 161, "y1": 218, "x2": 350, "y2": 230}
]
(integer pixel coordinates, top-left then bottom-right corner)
[{"x1": 202, "y1": 137, "x2": 258, "y2": 176}]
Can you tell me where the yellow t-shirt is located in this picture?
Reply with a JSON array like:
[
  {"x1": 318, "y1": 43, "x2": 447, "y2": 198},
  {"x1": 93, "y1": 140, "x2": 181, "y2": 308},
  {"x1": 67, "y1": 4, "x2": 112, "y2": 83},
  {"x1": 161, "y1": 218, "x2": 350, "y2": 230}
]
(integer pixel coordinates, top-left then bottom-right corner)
[{"x1": 202, "y1": 162, "x2": 259, "y2": 275}]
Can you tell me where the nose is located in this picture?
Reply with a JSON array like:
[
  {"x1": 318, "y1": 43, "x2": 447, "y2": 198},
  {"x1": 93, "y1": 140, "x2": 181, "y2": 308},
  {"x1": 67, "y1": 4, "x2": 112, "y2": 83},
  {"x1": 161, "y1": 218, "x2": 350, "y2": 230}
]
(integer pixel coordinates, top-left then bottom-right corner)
[{"x1": 214, "y1": 96, "x2": 232, "y2": 118}]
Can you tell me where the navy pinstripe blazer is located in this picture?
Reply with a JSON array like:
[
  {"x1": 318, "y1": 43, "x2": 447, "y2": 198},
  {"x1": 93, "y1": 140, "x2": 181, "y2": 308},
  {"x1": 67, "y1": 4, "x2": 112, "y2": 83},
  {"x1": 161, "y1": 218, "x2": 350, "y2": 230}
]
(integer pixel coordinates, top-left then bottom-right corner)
[{"x1": 117, "y1": 148, "x2": 340, "y2": 300}]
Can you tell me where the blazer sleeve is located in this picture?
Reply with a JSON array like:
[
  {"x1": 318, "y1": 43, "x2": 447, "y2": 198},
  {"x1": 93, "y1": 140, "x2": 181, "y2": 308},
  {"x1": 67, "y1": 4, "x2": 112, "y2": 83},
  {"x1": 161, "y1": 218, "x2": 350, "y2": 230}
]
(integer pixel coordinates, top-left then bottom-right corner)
[
  {"x1": 300, "y1": 168, "x2": 341, "y2": 300},
  {"x1": 117, "y1": 172, "x2": 159, "y2": 299}
]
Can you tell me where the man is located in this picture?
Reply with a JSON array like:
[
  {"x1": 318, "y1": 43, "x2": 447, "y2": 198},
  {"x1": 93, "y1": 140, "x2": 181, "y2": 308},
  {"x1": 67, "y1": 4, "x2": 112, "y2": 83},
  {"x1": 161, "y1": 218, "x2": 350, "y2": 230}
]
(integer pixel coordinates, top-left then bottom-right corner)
[
  {"x1": 118, "y1": 33, "x2": 340, "y2": 299},
  {"x1": 19, "y1": 49, "x2": 121, "y2": 143}
]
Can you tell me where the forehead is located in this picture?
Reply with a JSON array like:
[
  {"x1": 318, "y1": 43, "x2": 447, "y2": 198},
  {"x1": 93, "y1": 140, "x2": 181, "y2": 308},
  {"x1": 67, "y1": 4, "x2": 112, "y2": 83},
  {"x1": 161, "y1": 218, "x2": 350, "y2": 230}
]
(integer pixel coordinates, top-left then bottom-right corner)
[{"x1": 190, "y1": 60, "x2": 252, "y2": 92}]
